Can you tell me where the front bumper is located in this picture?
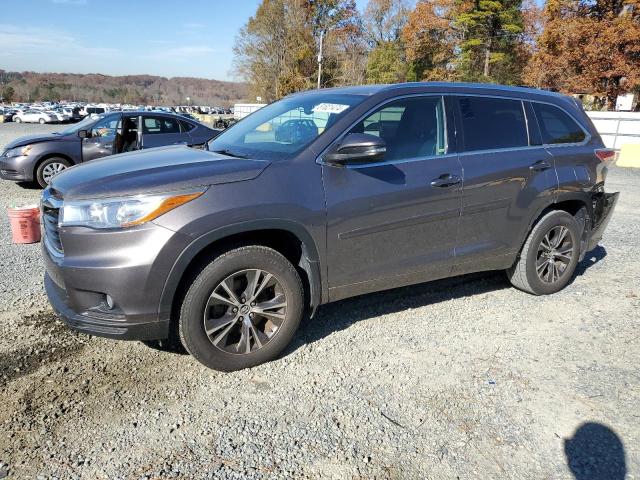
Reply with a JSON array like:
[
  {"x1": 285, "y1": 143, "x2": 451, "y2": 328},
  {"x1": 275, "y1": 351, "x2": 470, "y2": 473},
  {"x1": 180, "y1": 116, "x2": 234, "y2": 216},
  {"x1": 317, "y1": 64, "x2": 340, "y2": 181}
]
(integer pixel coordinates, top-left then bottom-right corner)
[
  {"x1": 45, "y1": 273, "x2": 169, "y2": 340},
  {"x1": 42, "y1": 221, "x2": 191, "y2": 341},
  {"x1": 0, "y1": 155, "x2": 32, "y2": 181}
]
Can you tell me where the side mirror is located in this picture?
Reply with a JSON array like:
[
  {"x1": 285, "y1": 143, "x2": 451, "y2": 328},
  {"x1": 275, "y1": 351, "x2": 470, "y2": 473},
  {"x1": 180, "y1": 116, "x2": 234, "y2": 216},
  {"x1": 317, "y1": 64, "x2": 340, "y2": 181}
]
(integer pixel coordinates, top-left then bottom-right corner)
[
  {"x1": 324, "y1": 133, "x2": 386, "y2": 166},
  {"x1": 78, "y1": 129, "x2": 89, "y2": 139}
]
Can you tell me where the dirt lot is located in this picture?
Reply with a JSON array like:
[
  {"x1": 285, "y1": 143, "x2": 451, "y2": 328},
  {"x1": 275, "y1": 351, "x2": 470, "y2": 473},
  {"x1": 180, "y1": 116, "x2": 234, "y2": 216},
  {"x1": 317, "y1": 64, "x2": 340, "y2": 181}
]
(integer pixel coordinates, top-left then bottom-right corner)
[{"x1": 0, "y1": 123, "x2": 639, "y2": 479}]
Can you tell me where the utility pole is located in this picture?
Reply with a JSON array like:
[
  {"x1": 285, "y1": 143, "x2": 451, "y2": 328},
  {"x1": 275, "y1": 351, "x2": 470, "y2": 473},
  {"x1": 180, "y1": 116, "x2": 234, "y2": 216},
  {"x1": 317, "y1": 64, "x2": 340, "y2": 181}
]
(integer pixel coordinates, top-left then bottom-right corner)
[{"x1": 317, "y1": 30, "x2": 324, "y2": 89}]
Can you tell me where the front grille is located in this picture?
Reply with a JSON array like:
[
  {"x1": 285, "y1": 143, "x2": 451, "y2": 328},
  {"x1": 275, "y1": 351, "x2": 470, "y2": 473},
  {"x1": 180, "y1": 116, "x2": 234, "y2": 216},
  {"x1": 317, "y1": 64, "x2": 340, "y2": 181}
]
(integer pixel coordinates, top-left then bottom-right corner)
[{"x1": 41, "y1": 188, "x2": 64, "y2": 255}]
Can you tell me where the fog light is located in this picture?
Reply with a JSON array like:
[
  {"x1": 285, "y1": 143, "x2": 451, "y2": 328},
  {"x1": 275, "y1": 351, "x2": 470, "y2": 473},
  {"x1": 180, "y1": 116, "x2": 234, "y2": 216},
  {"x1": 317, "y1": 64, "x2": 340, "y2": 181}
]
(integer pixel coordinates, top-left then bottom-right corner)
[{"x1": 105, "y1": 295, "x2": 115, "y2": 309}]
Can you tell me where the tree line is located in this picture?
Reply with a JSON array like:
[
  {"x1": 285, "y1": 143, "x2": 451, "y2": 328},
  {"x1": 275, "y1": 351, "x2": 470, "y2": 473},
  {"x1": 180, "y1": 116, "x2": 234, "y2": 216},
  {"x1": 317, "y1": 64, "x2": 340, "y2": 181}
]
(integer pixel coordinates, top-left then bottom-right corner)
[
  {"x1": 233, "y1": 0, "x2": 640, "y2": 109},
  {"x1": 0, "y1": 71, "x2": 248, "y2": 106}
]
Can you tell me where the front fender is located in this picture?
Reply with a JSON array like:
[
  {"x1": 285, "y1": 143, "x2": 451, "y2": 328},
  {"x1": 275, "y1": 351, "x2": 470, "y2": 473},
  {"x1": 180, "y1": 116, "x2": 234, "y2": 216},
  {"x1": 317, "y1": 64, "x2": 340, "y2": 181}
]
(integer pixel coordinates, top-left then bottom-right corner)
[{"x1": 157, "y1": 219, "x2": 324, "y2": 321}]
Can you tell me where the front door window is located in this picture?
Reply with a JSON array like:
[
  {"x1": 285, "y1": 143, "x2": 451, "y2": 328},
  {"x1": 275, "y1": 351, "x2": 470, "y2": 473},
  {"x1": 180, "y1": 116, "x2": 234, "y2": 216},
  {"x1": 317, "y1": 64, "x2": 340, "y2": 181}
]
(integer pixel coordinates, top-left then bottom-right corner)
[{"x1": 349, "y1": 96, "x2": 447, "y2": 160}]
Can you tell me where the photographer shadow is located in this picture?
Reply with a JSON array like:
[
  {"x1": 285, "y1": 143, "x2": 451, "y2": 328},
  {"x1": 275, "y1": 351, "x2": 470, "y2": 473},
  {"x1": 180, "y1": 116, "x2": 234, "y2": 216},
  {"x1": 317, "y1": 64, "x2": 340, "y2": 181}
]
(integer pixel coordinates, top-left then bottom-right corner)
[{"x1": 564, "y1": 422, "x2": 626, "y2": 480}]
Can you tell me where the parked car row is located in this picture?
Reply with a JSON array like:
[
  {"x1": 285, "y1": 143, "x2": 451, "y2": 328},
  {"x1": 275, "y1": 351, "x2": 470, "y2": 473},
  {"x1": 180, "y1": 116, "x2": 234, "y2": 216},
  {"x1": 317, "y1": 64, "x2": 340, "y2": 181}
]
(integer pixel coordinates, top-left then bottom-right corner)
[
  {"x1": 1, "y1": 104, "x2": 81, "y2": 124},
  {"x1": 1, "y1": 101, "x2": 235, "y2": 123}
]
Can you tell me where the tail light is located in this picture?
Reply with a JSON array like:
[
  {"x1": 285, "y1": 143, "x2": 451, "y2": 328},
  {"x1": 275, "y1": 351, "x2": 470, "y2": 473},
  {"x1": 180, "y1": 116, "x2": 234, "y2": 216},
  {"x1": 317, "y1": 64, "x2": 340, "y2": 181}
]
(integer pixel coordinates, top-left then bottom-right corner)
[{"x1": 595, "y1": 149, "x2": 616, "y2": 163}]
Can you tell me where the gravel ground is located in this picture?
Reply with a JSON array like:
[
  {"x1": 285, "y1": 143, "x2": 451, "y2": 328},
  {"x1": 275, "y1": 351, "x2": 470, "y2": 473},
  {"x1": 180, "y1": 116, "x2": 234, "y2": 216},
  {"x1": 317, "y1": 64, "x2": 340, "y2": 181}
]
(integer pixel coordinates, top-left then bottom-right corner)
[{"x1": 0, "y1": 122, "x2": 639, "y2": 479}]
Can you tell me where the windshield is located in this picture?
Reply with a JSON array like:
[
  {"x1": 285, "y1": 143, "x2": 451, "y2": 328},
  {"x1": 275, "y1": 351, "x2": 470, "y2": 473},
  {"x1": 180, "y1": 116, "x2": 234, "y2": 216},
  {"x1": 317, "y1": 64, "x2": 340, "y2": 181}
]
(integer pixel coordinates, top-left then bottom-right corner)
[
  {"x1": 58, "y1": 114, "x2": 108, "y2": 135},
  {"x1": 208, "y1": 92, "x2": 366, "y2": 160}
]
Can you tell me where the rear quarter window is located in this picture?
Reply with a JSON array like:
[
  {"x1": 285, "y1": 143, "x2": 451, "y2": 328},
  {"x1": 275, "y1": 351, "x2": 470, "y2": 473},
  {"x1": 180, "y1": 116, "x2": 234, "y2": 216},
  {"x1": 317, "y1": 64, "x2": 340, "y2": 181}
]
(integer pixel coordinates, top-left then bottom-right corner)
[
  {"x1": 179, "y1": 120, "x2": 195, "y2": 132},
  {"x1": 532, "y1": 103, "x2": 586, "y2": 144},
  {"x1": 458, "y1": 97, "x2": 529, "y2": 151}
]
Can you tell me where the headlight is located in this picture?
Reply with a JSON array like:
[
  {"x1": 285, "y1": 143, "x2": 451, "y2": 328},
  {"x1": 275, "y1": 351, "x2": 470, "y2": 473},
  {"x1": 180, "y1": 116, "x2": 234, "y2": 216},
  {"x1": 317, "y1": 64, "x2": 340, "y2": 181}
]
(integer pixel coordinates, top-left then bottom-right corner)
[
  {"x1": 59, "y1": 189, "x2": 206, "y2": 229},
  {"x1": 5, "y1": 145, "x2": 33, "y2": 157}
]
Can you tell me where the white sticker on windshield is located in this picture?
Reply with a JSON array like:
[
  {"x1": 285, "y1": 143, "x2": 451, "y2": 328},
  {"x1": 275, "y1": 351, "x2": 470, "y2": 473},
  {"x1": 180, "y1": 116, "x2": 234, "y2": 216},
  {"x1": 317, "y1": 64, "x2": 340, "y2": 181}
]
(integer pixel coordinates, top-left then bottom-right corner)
[{"x1": 312, "y1": 103, "x2": 350, "y2": 114}]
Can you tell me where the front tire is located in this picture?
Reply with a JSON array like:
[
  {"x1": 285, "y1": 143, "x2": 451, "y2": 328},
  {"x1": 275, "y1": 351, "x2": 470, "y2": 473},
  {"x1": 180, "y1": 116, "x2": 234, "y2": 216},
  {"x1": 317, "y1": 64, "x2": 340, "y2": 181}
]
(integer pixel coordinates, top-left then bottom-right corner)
[
  {"x1": 14, "y1": 117, "x2": 21, "y2": 123},
  {"x1": 39, "y1": 118, "x2": 46, "y2": 124},
  {"x1": 507, "y1": 210, "x2": 582, "y2": 295},
  {"x1": 179, "y1": 246, "x2": 304, "y2": 371},
  {"x1": 36, "y1": 157, "x2": 71, "y2": 188}
]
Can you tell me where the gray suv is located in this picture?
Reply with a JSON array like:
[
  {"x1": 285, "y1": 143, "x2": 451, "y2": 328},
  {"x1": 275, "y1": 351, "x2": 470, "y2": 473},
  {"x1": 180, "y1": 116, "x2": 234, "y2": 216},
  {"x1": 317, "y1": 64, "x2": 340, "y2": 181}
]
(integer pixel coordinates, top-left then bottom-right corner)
[
  {"x1": 1, "y1": 111, "x2": 216, "y2": 187},
  {"x1": 42, "y1": 83, "x2": 618, "y2": 371}
]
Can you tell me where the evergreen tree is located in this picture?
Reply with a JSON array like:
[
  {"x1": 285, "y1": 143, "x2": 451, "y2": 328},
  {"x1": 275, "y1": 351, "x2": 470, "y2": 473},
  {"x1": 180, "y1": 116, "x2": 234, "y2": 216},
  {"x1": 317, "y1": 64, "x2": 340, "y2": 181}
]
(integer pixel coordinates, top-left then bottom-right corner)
[{"x1": 454, "y1": 0, "x2": 525, "y2": 84}]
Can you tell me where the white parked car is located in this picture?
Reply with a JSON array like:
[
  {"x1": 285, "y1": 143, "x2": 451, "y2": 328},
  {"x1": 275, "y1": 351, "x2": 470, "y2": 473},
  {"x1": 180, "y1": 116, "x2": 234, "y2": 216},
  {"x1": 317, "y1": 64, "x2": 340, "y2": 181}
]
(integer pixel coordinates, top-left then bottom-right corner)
[
  {"x1": 46, "y1": 110, "x2": 70, "y2": 123},
  {"x1": 80, "y1": 105, "x2": 108, "y2": 117},
  {"x1": 13, "y1": 110, "x2": 56, "y2": 124}
]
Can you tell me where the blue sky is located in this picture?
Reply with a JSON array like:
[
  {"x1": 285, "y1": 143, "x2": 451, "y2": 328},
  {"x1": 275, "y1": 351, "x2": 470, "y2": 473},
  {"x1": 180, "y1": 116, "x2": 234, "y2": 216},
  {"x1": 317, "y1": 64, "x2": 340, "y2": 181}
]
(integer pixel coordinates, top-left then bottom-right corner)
[{"x1": 1, "y1": 0, "x2": 371, "y2": 81}]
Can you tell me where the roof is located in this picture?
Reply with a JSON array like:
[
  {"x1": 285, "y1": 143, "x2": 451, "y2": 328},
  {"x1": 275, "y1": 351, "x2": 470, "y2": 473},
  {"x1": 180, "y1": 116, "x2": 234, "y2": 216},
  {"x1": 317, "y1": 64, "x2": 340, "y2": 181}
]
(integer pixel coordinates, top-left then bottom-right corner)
[
  {"x1": 293, "y1": 82, "x2": 568, "y2": 101},
  {"x1": 104, "y1": 110, "x2": 186, "y2": 116}
]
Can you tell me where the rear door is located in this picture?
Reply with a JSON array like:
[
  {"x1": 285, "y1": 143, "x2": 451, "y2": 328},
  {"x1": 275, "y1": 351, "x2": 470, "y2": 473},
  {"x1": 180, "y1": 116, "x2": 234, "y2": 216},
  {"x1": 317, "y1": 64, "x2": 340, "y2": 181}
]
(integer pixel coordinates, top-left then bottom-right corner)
[
  {"x1": 323, "y1": 95, "x2": 462, "y2": 299},
  {"x1": 81, "y1": 113, "x2": 121, "y2": 162},
  {"x1": 453, "y1": 95, "x2": 557, "y2": 273},
  {"x1": 141, "y1": 115, "x2": 188, "y2": 149}
]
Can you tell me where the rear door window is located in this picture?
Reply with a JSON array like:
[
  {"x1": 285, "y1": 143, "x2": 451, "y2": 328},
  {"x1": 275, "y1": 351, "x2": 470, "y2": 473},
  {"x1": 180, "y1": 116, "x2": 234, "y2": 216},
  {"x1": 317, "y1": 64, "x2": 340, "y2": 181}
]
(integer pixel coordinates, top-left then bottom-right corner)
[
  {"x1": 458, "y1": 97, "x2": 529, "y2": 151},
  {"x1": 532, "y1": 103, "x2": 586, "y2": 144},
  {"x1": 143, "y1": 116, "x2": 181, "y2": 134}
]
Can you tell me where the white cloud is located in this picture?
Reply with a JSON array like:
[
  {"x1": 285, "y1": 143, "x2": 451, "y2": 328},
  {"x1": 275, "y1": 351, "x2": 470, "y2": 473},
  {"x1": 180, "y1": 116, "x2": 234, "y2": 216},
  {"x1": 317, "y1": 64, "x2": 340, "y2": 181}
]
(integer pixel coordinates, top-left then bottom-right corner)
[
  {"x1": 144, "y1": 45, "x2": 217, "y2": 60},
  {"x1": 0, "y1": 23, "x2": 229, "y2": 79},
  {"x1": 51, "y1": 0, "x2": 88, "y2": 4},
  {"x1": 182, "y1": 22, "x2": 205, "y2": 30},
  {"x1": 0, "y1": 24, "x2": 115, "y2": 58}
]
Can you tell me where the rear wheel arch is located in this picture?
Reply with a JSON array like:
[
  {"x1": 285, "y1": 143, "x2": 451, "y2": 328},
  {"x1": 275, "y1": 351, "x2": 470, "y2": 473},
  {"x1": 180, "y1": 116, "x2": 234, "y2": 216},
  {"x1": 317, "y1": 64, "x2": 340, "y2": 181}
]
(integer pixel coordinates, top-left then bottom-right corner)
[
  {"x1": 521, "y1": 194, "x2": 591, "y2": 248},
  {"x1": 513, "y1": 194, "x2": 593, "y2": 272},
  {"x1": 160, "y1": 222, "x2": 323, "y2": 337}
]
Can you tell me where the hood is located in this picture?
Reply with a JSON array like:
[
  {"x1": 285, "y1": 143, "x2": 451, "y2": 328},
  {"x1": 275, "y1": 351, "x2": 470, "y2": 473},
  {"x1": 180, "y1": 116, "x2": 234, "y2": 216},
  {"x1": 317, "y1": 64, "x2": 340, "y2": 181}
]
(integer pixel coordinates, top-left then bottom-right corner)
[
  {"x1": 4, "y1": 133, "x2": 64, "y2": 150},
  {"x1": 50, "y1": 145, "x2": 271, "y2": 200}
]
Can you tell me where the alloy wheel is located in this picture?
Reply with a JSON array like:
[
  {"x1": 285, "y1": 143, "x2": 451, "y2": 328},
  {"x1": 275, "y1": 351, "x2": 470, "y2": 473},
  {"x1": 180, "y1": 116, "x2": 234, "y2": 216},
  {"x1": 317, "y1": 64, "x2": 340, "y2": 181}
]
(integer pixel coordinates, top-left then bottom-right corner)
[
  {"x1": 41, "y1": 162, "x2": 67, "y2": 184},
  {"x1": 203, "y1": 269, "x2": 288, "y2": 354},
  {"x1": 536, "y1": 225, "x2": 573, "y2": 284}
]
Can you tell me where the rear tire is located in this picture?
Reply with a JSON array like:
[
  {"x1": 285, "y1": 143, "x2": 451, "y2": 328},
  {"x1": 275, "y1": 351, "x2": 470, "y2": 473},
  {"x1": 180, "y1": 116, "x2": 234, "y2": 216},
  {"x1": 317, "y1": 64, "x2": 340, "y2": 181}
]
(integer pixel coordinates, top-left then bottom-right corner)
[
  {"x1": 507, "y1": 210, "x2": 581, "y2": 295},
  {"x1": 179, "y1": 246, "x2": 304, "y2": 371},
  {"x1": 36, "y1": 157, "x2": 71, "y2": 188},
  {"x1": 14, "y1": 117, "x2": 21, "y2": 123},
  {"x1": 39, "y1": 118, "x2": 46, "y2": 124}
]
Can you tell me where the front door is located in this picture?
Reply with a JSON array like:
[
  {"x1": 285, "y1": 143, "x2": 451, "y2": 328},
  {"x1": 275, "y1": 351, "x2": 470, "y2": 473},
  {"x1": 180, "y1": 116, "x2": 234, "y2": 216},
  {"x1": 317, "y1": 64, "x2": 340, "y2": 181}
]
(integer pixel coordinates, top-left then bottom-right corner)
[
  {"x1": 323, "y1": 95, "x2": 462, "y2": 300},
  {"x1": 81, "y1": 113, "x2": 121, "y2": 162}
]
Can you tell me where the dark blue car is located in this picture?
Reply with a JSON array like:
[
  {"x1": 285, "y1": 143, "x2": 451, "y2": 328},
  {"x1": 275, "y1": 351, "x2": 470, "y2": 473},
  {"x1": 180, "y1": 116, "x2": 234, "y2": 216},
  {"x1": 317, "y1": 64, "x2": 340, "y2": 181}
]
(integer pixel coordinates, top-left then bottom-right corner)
[{"x1": 0, "y1": 111, "x2": 217, "y2": 187}]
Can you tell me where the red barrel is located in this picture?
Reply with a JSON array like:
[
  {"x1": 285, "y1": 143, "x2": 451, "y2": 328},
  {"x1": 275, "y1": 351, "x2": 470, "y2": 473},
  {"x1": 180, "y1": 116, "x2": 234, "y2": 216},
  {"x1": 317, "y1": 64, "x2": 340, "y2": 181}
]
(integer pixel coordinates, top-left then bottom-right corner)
[{"x1": 7, "y1": 205, "x2": 41, "y2": 244}]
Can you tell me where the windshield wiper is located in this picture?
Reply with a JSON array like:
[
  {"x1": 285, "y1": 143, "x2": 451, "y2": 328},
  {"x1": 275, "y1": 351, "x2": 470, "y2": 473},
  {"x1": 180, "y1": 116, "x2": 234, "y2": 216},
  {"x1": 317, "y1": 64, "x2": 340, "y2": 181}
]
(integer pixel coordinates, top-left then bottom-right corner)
[{"x1": 212, "y1": 149, "x2": 248, "y2": 159}]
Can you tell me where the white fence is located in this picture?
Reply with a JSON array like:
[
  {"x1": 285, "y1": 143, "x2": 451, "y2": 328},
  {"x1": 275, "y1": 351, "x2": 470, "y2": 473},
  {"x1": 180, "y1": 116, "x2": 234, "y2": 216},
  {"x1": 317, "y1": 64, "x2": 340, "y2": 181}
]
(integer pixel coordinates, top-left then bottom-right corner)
[{"x1": 586, "y1": 111, "x2": 640, "y2": 150}]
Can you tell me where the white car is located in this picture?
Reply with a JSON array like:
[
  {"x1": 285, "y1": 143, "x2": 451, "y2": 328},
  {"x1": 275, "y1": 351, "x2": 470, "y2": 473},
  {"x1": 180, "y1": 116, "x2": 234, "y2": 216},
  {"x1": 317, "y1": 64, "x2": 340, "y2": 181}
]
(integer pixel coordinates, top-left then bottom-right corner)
[
  {"x1": 13, "y1": 110, "x2": 56, "y2": 124},
  {"x1": 80, "y1": 106, "x2": 108, "y2": 117},
  {"x1": 46, "y1": 110, "x2": 70, "y2": 123}
]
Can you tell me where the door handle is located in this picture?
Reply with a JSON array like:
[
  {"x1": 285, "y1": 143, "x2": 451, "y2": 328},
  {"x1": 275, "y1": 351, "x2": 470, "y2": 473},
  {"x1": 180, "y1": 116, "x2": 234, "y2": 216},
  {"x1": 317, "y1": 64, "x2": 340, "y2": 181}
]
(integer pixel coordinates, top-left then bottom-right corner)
[
  {"x1": 529, "y1": 160, "x2": 552, "y2": 171},
  {"x1": 430, "y1": 174, "x2": 461, "y2": 188}
]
